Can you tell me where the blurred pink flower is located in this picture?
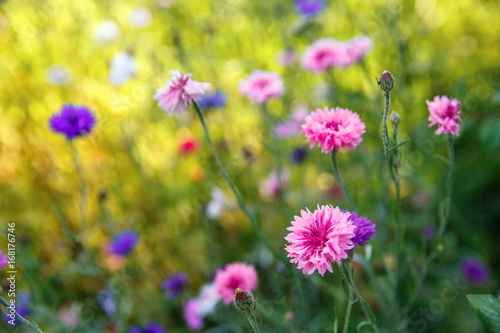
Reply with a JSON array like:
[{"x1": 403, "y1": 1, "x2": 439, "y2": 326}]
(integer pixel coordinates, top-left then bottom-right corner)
[
  {"x1": 0, "y1": 250, "x2": 9, "y2": 270},
  {"x1": 179, "y1": 136, "x2": 199, "y2": 154},
  {"x1": 260, "y1": 169, "x2": 290, "y2": 198},
  {"x1": 302, "y1": 107, "x2": 366, "y2": 153},
  {"x1": 301, "y1": 38, "x2": 350, "y2": 72},
  {"x1": 59, "y1": 304, "x2": 79, "y2": 327},
  {"x1": 426, "y1": 95, "x2": 462, "y2": 135},
  {"x1": 239, "y1": 70, "x2": 284, "y2": 103},
  {"x1": 274, "y1": 106, "x2": 308, "y2": 138},
  {"x1": 276, "y1": 49, "x2": 297, "y2": 66},
  {"x1": 345, "y1": 35, "x2": 373, "y2": 65},
  {"x1": 184, "y1": 299, "x2": 203, "y2": 331},
  {"x1": 214, "y1": 262, "x2": 258, "y2": 304},
  {"x1": 285, "y1": 205, "x2": 355, "y2": 276},
  {"x1": 154, "y1": 70, "x2": 211, "y2": 116}
]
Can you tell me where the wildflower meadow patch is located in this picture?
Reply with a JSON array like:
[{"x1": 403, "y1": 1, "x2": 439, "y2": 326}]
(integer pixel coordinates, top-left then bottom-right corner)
[{"x1": 0, "y1": 0, "x2": 499, "y2": 332}]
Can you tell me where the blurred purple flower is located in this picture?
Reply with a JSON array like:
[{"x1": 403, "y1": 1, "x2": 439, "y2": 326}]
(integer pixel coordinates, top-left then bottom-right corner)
[
  {"x1": 198, "y1": 90, "x2": 227, "y2": 110},
  {"x1": 161, "y1": 272, "x2": 187, "y2": 299},
  {"x1": 109, "y1": 230, "x2": 139, "y2": 256},
  {"x1": 184, "y1": 299, "x2": 203, "y2": 331},
  {"x1": 295, "y1": 0, "x2": 325, "y2": 17},
  {"x1": 0, "y1": 250, "x2": 8, "y2": 270},
  {"x1": 422, "y1": 225, "x2": 435, "y2": 241},
  {"x1": 129, "y1": 322, "x2": 168, "y2": 333},
  {"x1": 462, "y1": 257, "x2": 489, "y2": 285},
  {"x1": 49, "y1": 104, "x2": 96, "y2": 140},
  {"x1": 274, "y1": 106, "x2": 308, "y2": 139},
  {"x1": 347, "y1": 211, "x2": 376, "y2": 247},
  {"x1": 5, "y1": 292, "x2": 30, "y2": 326},
  {"x1": 290, "y1": 147, "x2": 308, "y2": 164}
]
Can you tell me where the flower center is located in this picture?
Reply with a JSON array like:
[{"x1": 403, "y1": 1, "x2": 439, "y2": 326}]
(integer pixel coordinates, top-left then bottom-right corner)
[
  {"x1": 325, "y1": 120, "x2": 341, "y2": 131},
  {"x1": 69, "y1": 116, "x2": 78, "y2": 126},
  {"x1": 253, "y1": 79, "x2": 270, "y2": 91},
  {"x1": 304, "y1": 221, "x2": 330, "y2": 250}
]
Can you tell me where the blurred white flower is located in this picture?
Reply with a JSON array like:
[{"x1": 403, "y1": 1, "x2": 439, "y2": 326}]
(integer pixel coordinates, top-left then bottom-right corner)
[
  {"x1": 45, "y1": 65, "x2": 70, "y2": 86},
  {"x1": 206, "y1": 187, "x2": 228, "y2": 219},
  {"x1": 129, "y1": 8, "x2": 152, "y2": 28},
  {"x1": 196, "y1": 283, "x2": 220, "y2": 317},
  {"x1": 109, "y1": 51, "x2": 135, "y2": 86},
  {"x1": 260, "y1": 169, "x2": 290, "y2": 198},
  {"x1": 93, "y1": 20, "x2": 120, "y2": 44}
]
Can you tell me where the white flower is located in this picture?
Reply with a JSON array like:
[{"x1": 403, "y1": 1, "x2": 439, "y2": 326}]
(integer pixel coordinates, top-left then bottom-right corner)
[
  {"x1": 196, "y1": 283, "x2": 220, "y2": 317},
  {"x1": 109, "y1": 51, "x2": 135, "y2": 86},
  {"x1": 45, "y1": 65, "x2": 70, "y2": 86},
  {"x1": 93, "y1": 20, "x2": 120, "y2": 44},
  {"x1": 206, "y1": 187, "x2": 228, "y2": 219},
  {"x1": 129, "y1": 8, "x2": 152, "y2": 28}
]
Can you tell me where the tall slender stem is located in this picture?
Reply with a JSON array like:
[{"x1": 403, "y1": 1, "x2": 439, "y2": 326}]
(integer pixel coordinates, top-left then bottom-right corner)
[
  {"x1": 245, "y1": 309, "x2": 261, "y2": 333},
  {"x1": 0, "y1": 297, "x2": 44, "y2": 333},
  {"x1": 330, "y1": 151, "x2": 355, "y2": 209},
  {"x1": 70, "y1": 141, "x2": 88, "y2": 233},
  {"x1": 342, "y1": 269, "x2": 355, "y2": 333},
  {"x1": 339, "y1": 262, "x2": 380, "y2": 333}
]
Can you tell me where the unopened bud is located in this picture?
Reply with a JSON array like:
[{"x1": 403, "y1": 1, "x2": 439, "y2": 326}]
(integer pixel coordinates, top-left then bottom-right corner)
[
  {"x1": 234, "y1": 288, "x2": 255, "y2": 311},
  {"x1": 390, "y1": 111, "x2": 400, "y2": 127},
  {"x1": 377, "y1": 71, "x2": 395, "y2": 92}
]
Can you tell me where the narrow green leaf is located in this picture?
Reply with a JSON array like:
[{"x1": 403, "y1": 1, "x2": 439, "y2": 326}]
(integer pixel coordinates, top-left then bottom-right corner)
[
  {"x1": 388, "y1": 139, "x2": 410, "y2": 153},
  {"x1": 467, "y1": 294, "x2": 500, "y2": 332}
]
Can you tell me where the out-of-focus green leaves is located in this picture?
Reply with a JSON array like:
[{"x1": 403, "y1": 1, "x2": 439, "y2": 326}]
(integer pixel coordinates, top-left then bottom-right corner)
[
  {"x1": 480, "y1": 118, "x2": 500, "y2": 150},
  {"x1": 467, "y1": 294, "x2": 500, "y2": 333}
]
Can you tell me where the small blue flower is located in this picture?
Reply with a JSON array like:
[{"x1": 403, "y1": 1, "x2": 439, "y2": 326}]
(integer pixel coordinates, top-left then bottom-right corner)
[
  {"x1": 290, "y1": 147, "x2": 308, "y2": 164},
  {"x1": 295, "y1": 0, "x2": 326, "y2": 17},
  {"x1": 98, "y1": 288, "x2": 116, "y2": 316},
  {"x1": 4, "y1": 292, "x2": 30, "y2": 326},
  {"x1": 162, "y1": 272, "x2": 187, "y2": 299},
  {"x1": 109, "y1": 230, "x2": 139, "y2": 256},
  {"x1": 198, "y1": 91, "x2": 227, "y2": 110},
  {"x1": 462, "y1": 257, "x2": 489, "y2": 285},
  {"x1": 49, "y1": 104, "x2": 96, "y2": 140}
]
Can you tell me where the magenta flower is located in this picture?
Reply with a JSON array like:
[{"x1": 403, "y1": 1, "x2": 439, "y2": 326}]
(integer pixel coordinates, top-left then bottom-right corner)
[
  {"x1": 285, "y1": 205, "x2": 356, "y2": 276},
  {"x1": 239, "y1": 70, "x2": 284, "y2": 103},
  {"x1": 214, "y1": 262, "x2": 258, "y2": 304},
  {"x1": 274, "y1": 106, "x2": 308, "y2": 138},
  {"x1": 301, "y1": 38, "x2": 349, "y2": 72},
  {"x1": 0, "y1": 250, "x2": 8, "y2": 270},
  {"x1": 345, "y1": 35, "x2": 372, "y2": 65},
  {"x1": 426, "y1": 95, "x2": 462, "y2": 135},
  {"x1": 302, "y1": 107, "x2": 366, "y2": 153},
  {"x1": 260, "y1": 169, "x2": 290, "y2": 198},
  {"x1": 154, "y1": 70, "x2": 211, "y2": 116}
]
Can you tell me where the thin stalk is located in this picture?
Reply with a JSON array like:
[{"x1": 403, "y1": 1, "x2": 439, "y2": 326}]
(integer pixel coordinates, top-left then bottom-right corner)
[
  {"x1": 330, "y1": 151, "x2": 355, "y2": 209},
  {"x1": 342, "y1": 268, "x2": 356, "y2": 333},
  {"x1": 70, "y1": 141, "x2": 88, "y2": 233},
  {"x1": 339, "y1": 262, "x2": 380, "y2": 333},
  {"x1": 405, "y1": 134, "x2": 455, "y2": 314},
  {"x1": 244, "y1": 309, "x2": 261, "y2": 333},
  {"x1": 0, "y1": 297, "x2": 44, "y2": 333}
]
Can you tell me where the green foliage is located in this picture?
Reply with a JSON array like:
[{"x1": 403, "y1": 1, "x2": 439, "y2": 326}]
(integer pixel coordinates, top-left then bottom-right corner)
[{"x1": 467, "y1": 295, "x2": 500, "y2": 333}]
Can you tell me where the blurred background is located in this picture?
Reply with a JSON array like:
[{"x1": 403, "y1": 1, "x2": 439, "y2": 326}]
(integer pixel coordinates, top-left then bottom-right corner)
[{"x1": 0, "y1": 0, "x2": 499, "y2": 331}]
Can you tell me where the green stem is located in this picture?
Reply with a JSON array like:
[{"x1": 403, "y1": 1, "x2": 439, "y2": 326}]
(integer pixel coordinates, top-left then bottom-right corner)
[
  {"x1": 70, "y1": 141, "x2": 88, "y2": 234},
  {"x1": 342, "y1": 272, "x2": 355, "y2": 333},
  {"x1": 330, "y1": 151, "x2": 355, "y2": 209},
  {"x1": 339, "y1": 262, "x2": 380, "y2": 333},
  {"x1": 0, "y1": 297, "x2": 44, "y2": 333},
  {"x1": 244, "y1": 309, "x2": 261, "y2": 333}
]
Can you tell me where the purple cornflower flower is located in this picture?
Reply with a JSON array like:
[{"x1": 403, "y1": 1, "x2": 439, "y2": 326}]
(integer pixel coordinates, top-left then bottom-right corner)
[
  {"x1": 462, "y1": 257, "x2": 489, "y2": 285},
  {"x1": 290, "y1": 147, "x2": 308, "y2": 164},
  {"x1": 129, "y1": 322, "x2": 168, "y2": 333},
  {"x1": 98, "y1": 288, "x2": 116, "y2": 316},
  {"x1": 198, "y1": 90, "x2": 226, "y2": 110},
  {"x1": 295, "y1": 0, "x2": 325, "y2": 17},
  {"x1": 49, "y1": 104, "x2": 96, "y2": 140},
  {"x1": 347, "y1": 211, "x2": 376, "y2": 247},
  {"x1": 161, "y1": 272, "x2": 187, "y2": 299},
  {"x1": 0, "y1": 250, "x2": 8, "y2": 270},
  {"x1": 5, "y1": 292, "x2": 30, "y2": 326},
  {"x1": 109, "y1": 230, "x2": 139, "y2": 256}
]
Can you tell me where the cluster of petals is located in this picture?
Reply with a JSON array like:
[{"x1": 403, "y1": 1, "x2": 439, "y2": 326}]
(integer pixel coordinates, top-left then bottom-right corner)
[
  {"x1": 260, "y1": 169, "x2": 290, "y2": 198},
  {"x1": 302, "y1": 107, "x2": 366, "y2": 153},
  {"x1": 426, "y1": 95, "x2": 462, "y2": 135},
  {"x1": 183, "y1": 283, "x2": 221, "y2": 331},
  {"x1": 239, "y1": 70, "x2": 284, "y2": 103},
  {"x1": 154, "y1": 70, "x2": 211, "y2": 116},
  {"x1": 214, "y1": 262, "x2": 258, "y2": 304},
  {"x1": 274, "y1": 106, "x2": 308, "y2": 138},
  {"x1": 285, "y1": 205, "x2": 356, "y2": 276},
  {"x1": 301, "y1": 35, "x2": 372, "y2": 72}
]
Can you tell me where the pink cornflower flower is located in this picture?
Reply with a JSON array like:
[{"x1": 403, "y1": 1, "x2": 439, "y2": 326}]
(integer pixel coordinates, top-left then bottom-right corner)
[
  {"x1": 302, "y1": 107, "x2": 366, "y2": 153},
  {"x1": 345, "y1": 35, "x2": 372, "y2": 65},
  {"x1": 285, "y1": 205, "x2": 356, "y2": 276},
  {"x1": 214, "y1": 262, "x2": 258, "y2": 304},
  {"x1": 426, "y1": 95, "x2": 462, "y2": 135},
  {"x1": 179, "y1": 136, "x2": 199, "y2": 155},
  {"x1": 154, "y1": 70, "x2": 211, "y2": 116},
  {"x1": 183, "y1": 299, "x2": 203, "y2": 331},
  {"x1": 301, "y1": 38, "x2": 350, "y2": 72},
  {"x1": 239, "y1": 70, "x2": 284, "y2": 103},
  {"x1": 0, "y1": 250, "x2": 9, "y2": 270},
  {"x1": 274, "y1": 105, "x2": 308, "y2": 138}
]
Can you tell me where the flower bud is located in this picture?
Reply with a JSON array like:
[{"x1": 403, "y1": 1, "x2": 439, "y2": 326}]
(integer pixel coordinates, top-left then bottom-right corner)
[
  {"x1": 377, "y1": 71, "x2": 395, "y2": 92},
  {"x1": 390, "y1": 111, "x2": 400, "y2": 127},
  {"x1": 233, "y1": 288, "x2": 255, "y2": 311}
]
